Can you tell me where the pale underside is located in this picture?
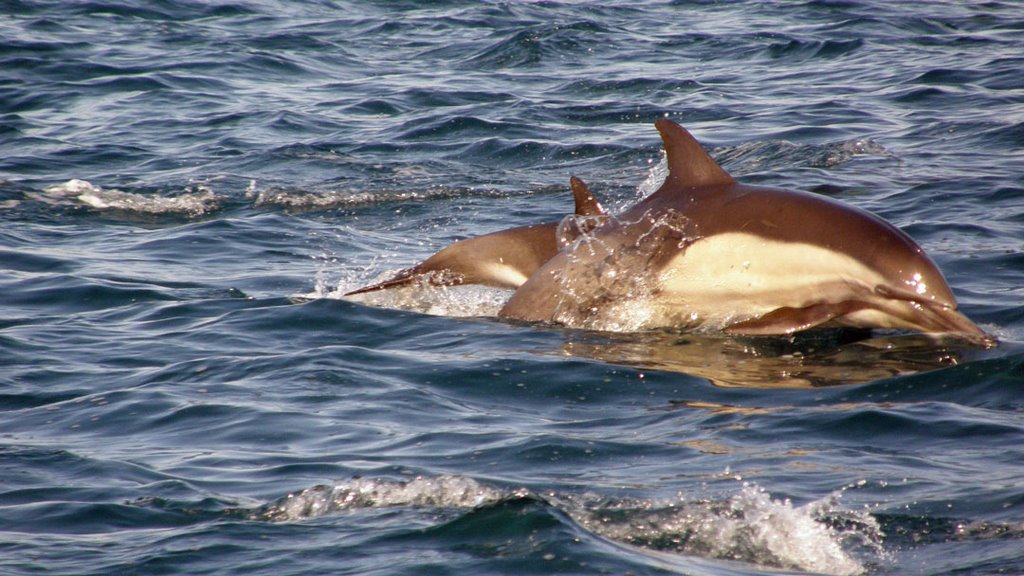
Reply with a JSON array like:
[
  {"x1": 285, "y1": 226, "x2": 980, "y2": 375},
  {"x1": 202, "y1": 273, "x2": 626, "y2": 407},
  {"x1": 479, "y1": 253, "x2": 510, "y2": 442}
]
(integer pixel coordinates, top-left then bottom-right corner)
[
  {"x1": 657, "y1": 232, "x2": 888, "y2": 329},
  {"x1": 528, "y1": 229, "x2": 964, "y2": 338},
  {"x1": 480, "y1": 259, "x2": 531, "y2": 288}
]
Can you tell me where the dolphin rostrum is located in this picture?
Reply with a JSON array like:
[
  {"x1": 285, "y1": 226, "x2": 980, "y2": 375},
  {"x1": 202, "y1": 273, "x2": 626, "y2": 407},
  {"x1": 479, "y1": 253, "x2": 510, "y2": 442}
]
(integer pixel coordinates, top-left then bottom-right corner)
[
  {"x1": 345, "y1": 177, "x2": 605, "y2": 296},
  {"x1": 499, "y1": 119, "x2": 993, "y2": 346}
]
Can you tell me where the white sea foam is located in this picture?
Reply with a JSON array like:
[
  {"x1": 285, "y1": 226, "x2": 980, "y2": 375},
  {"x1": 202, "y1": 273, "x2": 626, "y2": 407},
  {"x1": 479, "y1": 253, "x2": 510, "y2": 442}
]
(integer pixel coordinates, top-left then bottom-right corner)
[
  {"x1": 256, "y1": 475, "x2": 516, "y2": 522},
  {"x1": 248, "y1": 183, "x2": 503, "y2": 210},
  {"x1": 42, "y1": 178, "x2": 223, "y2": 217},
  {"x1": 256, "y1": 474, "x2": 882, "y2": 575},
  {"x1": 568, "y1": 483, "x2": 880, "y2": 576},
  {"x1": 250, "y1": 188, "x2": 382, "y2": 210}
]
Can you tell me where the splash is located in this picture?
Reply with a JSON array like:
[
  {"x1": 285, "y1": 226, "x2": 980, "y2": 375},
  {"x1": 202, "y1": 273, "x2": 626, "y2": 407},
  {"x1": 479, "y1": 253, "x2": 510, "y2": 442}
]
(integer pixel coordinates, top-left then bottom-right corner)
[
  {"x1": 42, "y1": 179, "x2": 222, "y2": 217},
  {"x1": 555, "y1": 212, "x2": 609, "y2": 249},
  {"x1": 632, "y1": 154, "x2": 669, "y2": 207},
  {"x1": 547, "y1": 208, "x2": 698, "y2": 333},
  {"x1": 567, "y1": 483, "x2": 881, "y2": 576},
  {"x1": 254, "y1": 474, "x2": 883, "y2": 575}
]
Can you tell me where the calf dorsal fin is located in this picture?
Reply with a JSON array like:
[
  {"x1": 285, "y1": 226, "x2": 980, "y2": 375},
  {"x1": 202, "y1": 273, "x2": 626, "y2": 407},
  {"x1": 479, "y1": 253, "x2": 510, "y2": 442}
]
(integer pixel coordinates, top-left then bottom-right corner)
[{"x1": 570, "y1": 176, "x2": 605, "y2": 216}]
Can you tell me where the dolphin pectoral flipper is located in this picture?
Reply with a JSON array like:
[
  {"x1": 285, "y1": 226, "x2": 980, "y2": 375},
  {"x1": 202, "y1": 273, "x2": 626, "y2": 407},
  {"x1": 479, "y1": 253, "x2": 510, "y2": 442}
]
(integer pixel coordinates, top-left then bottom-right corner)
[{"x1": 724, "y1": 301, "x2": 868, "y2": 336}]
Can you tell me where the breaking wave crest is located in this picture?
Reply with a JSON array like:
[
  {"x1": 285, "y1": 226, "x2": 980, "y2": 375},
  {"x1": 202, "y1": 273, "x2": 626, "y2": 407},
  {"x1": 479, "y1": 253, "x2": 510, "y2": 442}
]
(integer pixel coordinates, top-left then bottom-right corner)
[
  {"x1": 254, "y1": 474, "x2": 883, "y2": 576},
  {"x1": 566, "y1": 484, "x2": 882, "y2": 576},
  {"x1": 255, "y1": 475, "x2": 517, "y2": 522}
]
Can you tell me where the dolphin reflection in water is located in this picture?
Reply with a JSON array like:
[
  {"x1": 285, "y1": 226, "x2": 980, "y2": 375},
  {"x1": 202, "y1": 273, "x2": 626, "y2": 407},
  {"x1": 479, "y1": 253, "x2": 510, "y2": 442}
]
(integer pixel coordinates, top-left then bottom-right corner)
[{"x1": 348, "y1": 119, "x2": 993, "y2": 349}]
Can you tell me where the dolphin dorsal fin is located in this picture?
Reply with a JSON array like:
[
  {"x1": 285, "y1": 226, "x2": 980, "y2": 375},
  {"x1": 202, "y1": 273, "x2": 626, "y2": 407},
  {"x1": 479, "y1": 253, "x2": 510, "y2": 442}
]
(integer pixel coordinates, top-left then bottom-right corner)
[
  {"x1": 655, "y1": 118, "x2": 734, "y2": 188},
  {"x1": 570, "y1": 176, "x2": 606, "y2": 216}
]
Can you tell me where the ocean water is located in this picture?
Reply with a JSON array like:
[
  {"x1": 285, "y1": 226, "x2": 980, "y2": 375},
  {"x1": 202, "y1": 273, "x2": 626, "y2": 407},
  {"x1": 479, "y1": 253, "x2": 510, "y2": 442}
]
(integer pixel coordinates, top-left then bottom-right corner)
[{"x1": 2, "y1": 1, "x2": 1023, "y2": 574}]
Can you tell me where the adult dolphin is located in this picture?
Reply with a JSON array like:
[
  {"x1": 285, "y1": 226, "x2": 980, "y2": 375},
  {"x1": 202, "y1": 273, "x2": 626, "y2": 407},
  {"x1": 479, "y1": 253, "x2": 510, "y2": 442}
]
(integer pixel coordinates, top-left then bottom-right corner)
[
  {"x1": 499, "y1": 119, "x2": 994, "y2": 347},
  {"x1": 346, "y1": 177, "x2": 605, "y2": 296}
]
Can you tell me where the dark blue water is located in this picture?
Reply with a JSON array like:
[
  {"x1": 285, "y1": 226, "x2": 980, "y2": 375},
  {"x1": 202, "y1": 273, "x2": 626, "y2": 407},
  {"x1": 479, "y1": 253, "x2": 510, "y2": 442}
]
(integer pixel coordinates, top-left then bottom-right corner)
[{"x1": 2, "y1": 1, "x2": 1024, "y2": 574}]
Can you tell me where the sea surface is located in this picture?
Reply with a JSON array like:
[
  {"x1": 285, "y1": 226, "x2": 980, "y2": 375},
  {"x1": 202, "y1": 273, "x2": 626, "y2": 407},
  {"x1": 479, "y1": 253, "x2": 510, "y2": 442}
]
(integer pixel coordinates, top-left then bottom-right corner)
[{"x1": 2, "y1": 1, "x2": 1024, "y2": 574}]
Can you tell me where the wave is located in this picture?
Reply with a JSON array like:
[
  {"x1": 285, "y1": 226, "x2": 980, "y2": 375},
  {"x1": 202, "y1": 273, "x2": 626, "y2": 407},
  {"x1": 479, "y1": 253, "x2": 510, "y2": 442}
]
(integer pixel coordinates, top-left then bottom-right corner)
[
  {"x1": 715, "y1": 138, "x2": 890, "y2": 174},
  {"x1": 459, "y1": 21, "x2": 608, "y2": 70},
  {"x1": 254, "y1": 474, "x2": 879, "y2": 576}
]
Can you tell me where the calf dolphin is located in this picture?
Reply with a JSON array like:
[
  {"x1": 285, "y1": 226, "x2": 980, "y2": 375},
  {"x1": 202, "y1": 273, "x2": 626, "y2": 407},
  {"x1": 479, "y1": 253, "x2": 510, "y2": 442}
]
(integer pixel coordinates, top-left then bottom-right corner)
[
  {"x1": 345, "y1": 177, "x2": 605, "y2": 296},
  {"x1": 499, "y1": 119, "x2": 993, "y2": 346}
]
